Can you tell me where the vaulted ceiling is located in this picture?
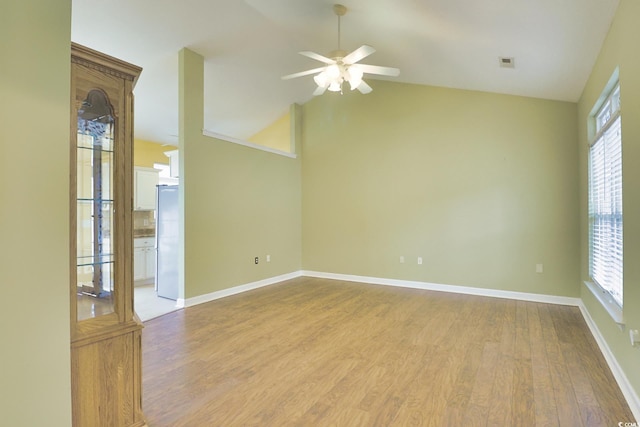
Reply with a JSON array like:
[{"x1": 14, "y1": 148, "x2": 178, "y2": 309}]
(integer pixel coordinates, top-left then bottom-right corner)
[{"x1": 71, "y1": 0, "x2": 619, "y2": 145}]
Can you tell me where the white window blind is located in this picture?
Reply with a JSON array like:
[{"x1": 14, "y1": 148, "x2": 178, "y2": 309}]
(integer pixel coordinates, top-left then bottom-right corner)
[{"x1": 588, "y1": 84, "x2": 622, "y2": 307}]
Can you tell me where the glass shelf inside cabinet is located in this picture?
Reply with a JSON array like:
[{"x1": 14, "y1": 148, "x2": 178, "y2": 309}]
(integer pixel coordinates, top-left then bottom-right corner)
[{"x1": 75, "y1": 89, "x2": 117, "y2": 321}]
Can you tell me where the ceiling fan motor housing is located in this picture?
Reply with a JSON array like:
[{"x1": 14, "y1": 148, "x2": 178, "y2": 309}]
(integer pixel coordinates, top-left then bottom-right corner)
[
  {"x1": 329, "y1": 50, "x2": 348, "y2": 61},
  {"x1": 333, "y1": 4, "x2": 347, "y2": 16}
]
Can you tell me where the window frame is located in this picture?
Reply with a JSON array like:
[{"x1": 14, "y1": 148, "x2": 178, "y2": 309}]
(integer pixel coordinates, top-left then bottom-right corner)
[{"x1": 588, "y1": 81, "x2": 623, "y2": 313}]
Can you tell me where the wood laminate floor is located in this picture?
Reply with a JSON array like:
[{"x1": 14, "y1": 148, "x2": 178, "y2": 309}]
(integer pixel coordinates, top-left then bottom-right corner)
[{"x1": 142, "y1": 277, "x2": 635, "y2": 426}]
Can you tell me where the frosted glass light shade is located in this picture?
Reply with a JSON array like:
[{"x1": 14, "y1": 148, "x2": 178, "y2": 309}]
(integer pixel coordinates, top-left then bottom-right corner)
[
  {"x1": 328, "y1": 81, "x2": 341, "y2": 92},
  {"x1": 314, "y1": 71, "x2": 328, "y2": 87},
  {"x1": 326, "y1": 64, "x2": 341, "y2": 79}
]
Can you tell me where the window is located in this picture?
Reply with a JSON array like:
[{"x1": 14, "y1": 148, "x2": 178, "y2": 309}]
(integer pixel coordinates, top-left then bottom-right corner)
[{"x1": 588, "y1": 83, "x2": 622, "y2": 307}]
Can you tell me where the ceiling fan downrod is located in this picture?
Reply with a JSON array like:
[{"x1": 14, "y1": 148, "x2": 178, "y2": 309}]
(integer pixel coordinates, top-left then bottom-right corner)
[{"x1": 333, "y1": 4, "x2": 347, "y2": 52}]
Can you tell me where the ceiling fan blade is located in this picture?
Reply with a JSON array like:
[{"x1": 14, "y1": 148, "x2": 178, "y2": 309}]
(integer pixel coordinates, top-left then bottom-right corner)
[
  {"x1": 357, "y1": 64, "x2": 400, "y2": 77},
  {"x1": 299, "y1": 51, "x2": 336, "y2": 65},
  {"x1": 357, "y1": 80, "x2": 372, "y2": 94},
  {"x1": 281, "y1": 67, "x2": 326, "y2": 80},
  {"x1": 313, "y1": 85, "x2": 328, "y2": 96},
  {"x1": 342, "y1": 45, "x2": 376, "y2": 64}
]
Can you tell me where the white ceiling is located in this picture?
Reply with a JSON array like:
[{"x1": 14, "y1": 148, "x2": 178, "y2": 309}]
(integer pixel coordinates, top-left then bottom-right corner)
[{"x1": 71, "y1": 0, "x2": 619, "y2": 145}]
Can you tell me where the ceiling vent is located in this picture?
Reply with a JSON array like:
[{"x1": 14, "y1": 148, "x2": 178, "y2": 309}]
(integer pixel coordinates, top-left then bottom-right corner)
[{"x1": 499, "y1": 57, "x2": 515, "y2": 68}]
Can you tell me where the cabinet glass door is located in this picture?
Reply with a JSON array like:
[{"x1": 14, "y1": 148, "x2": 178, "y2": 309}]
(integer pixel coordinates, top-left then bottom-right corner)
[{"x1": 75, "y1": 89, "x2": 116, "y2": 321}]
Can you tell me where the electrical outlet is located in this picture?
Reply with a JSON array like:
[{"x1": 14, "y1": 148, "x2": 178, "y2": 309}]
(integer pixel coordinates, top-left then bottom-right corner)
[
  {"x1": 630, "y1": 329, "x2": 639, "y2": 347},
  {"x1": 400, "y1": 256, "x2": 405, "y2": 264},
  {"x1": 418, "y1": 257, "x2": 423, "y2": 265},
  {"x1": 254, "y1": 257, "x2": 259, "y2": 265},
  {"x1": 266, "y1": 254, "x2": 271, "y2": 262},
  {"x1": 536, "y1": 264, "x2": 543, "y2": 273}
]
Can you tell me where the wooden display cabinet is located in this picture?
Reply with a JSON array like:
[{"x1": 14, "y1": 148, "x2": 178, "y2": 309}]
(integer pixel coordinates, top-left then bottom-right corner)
[{"x1": 70, "y1": 43, "x2": 147, "y2": 427}]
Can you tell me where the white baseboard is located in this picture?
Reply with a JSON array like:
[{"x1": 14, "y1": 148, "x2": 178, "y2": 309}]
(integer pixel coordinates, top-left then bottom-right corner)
[
  {"x1": 578, "y1": 302, "x2": 640, "y2": 422},
  {"x1": 134, "y1": 278, "x2": 154, "y2": 287},
  {"x1": 301, "y1": 270, "x2": 581, "y2": 306},
  {"x1": 182, "y1": 271, "x2": 302, "y2": 308}
]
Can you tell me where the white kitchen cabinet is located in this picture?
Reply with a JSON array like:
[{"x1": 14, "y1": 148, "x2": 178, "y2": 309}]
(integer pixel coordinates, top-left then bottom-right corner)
[
  {"x1": 144, "y1": 246, "x2": 155, "y2": 279},
  {"x1": 133, "y1": 247, "x2": 146, "y2": 281},
  {"x1": 164, "y1": 149, "x2": 179, "y2": 178},
  {"x1": 134, "y1": 167, "x2": 159, "y2": 210},
  {"x1": 134, "y1": 238, "x2": 155, "y2": 283}
]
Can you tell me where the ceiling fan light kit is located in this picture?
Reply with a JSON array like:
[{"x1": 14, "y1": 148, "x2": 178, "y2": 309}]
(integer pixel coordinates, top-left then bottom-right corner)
[{"x1": 282, "y1": 4, "x2": 399, "y2": 96}]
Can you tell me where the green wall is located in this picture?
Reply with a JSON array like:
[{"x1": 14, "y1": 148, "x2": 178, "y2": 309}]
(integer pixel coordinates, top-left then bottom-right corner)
[
  {"x1": 179, "y1": 49, "x2": 302, "y2": 299},
  {"x1": 0, "y1": 1, "x2": 72, "y2": 425},
  {"x1": 578, "y1": 0, "x2": 640, "y2": 402},
  {"x1": 302, "y1": 81, "x2": 580, "y2": 297}
]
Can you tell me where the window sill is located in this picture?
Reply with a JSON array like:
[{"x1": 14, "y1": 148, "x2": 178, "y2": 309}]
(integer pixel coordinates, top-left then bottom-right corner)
[{"x1": 584, "y1": 281, "x2": 624, "y2": 327}]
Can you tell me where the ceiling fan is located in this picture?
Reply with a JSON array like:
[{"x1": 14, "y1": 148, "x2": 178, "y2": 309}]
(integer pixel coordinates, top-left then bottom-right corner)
[{"x1": 282, "y1": 4, "x2": 400, "y2": 95}]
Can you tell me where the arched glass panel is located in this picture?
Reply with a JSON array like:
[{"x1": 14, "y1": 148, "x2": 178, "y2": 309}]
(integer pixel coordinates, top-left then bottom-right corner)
[{"x1": 76, "y1": 89, "x2": 116, "y2": 320}]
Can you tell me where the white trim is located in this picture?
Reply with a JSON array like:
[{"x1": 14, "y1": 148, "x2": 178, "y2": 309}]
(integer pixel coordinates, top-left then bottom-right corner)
[
  {"x1": 134, "y1": 166, "x2": 160, "y2": 173},
  {"x1": 301, "y1": 270, "x2": 581, "y2": 306},
  {"x1": 182, "y1": 271, "x2": 302, "y2": 308},
  {"x1": 202, "y1": 129, "x2": 297, "y2": 159},
  {"x1": 134, "y1": 278, "x2": 154, "y2": 287},
  {"x1": 578, "y1": 301, "x2": 640, "y2": 422},
  {"x1": 584, "y1": 280, "x2": 624, "y2": 326}
]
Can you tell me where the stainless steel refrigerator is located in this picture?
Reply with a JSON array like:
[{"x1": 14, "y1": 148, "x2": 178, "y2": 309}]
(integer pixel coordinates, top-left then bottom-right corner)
[{"x1": 155, "y1": 185, "x2": 179, "y2": 300}]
